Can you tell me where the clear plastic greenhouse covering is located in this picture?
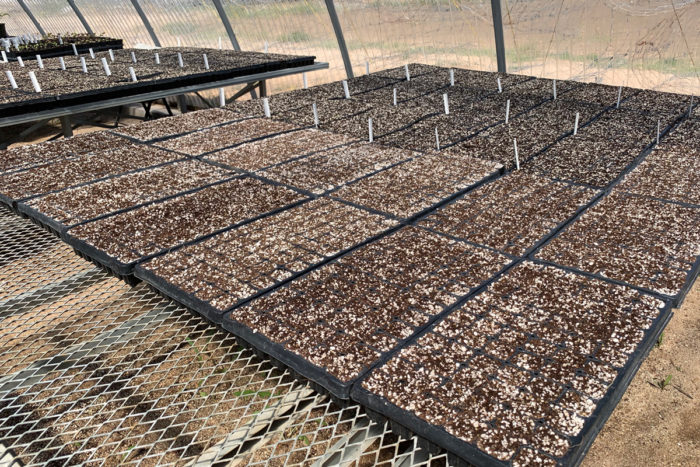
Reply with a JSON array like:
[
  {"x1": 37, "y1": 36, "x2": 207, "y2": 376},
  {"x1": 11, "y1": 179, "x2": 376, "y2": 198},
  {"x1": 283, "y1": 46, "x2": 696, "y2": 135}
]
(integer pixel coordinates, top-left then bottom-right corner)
[{"x1": 1, "y1": 0, "x2": 698, "y2": 94}]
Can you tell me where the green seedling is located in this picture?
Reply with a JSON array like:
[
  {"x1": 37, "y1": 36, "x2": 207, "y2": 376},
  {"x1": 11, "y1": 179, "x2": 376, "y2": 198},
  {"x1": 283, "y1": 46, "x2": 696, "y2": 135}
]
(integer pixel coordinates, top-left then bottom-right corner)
[
  {"x1": 186, "y1": 337, "x2": 204, "y2": 362},
  {"x1": 659, "y1": 374, "x2": 673, "y2": 390},
  {"x1": 199, "y1": 390, "x2": 208, "y2": 397},
  {"x1": 656, "y1": 332, "x2": 664, "y2": 348},
  {"x1": 121, "y1": 445, "x2": 135, "y2": 463},
  {"x1": 298, "y1": 434, "x2": 311, "y2": 446},
  {"x1": 233, "y1": 389, "x2": 273, "y2": 399}
]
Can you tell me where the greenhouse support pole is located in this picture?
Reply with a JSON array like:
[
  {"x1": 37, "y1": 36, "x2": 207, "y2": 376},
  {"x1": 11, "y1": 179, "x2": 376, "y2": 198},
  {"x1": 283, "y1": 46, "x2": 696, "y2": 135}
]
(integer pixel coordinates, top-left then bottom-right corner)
[
  {"x1": 490, "y1": 0, "x2": 507, "y2": 73},
  {"x1": 15, "y1": 0, "x2": 46, "y2": 37},
  {"x1": 210, "y1": 0, "x2": 257, "y2": 100},
  {"x1": 67, "y1": 0, "x2": 94, "y2": 35},
  {"x1": 129, "y1": 0, "x2": 162, "y2": 47},
  {"x1": 324, "y1": 0, "x2": 354, "y2": 79},
  {"x1": 211, "y1": 0, "x2": 242, "y2": 51}
]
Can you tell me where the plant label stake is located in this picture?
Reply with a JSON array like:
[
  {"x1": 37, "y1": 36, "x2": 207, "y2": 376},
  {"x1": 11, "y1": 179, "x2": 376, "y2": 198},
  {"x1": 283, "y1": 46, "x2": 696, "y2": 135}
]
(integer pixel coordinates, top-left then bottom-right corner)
[
  {"x1": 368, "y1": 118, "x2": 373, "y2": 142},
  {"x1": 552, "y1": 80, "x2": 557, "y2": 100},
  {"x1": 58, "y1": 34, "x2": 63, "y2": 45},
  {"x1": 178, "y1": 52, "x2": 184, "y2": 68},
  {"x1": 262, "y1": 97, "x2": 271, "y2": 118},
  {"x1": 80, "y1": 57, "x2": 88, "y2": 74},
  {"x1": 264, "y1": 41, "x2": 268, "y2": 53},
  {"x1": 573, "y1": 112, "x2": 580, "y2": 135},
  {"x1": 89, "y1": 48, "x2": 95, "y2": 59},
  {"x1": 71, "y1": 43, "x2": 78, "y2": 56},
  {"x1": 393, "y1": 88, "x2": 397, "y2": 106},
  {"x1": 131, "y1": 51, "x2": 137, "y2": 64},
  {"x1": 435, "y1": 127, "x2": 440, "y2": 150},
  {"x1": 218, "y1": 36, "x2": 222, "y2": 50},
  {"x1": 17, "y1": 56, "x2": 24, "y2": 67},
  {"x1": 36, "y1": 55, "x2": 44, "y2": 69},
  {"x1": 657, "y1": 119, "x2": 660, "y2": 145},
  {"x1": 1, "y1": 51, "x2": 6, "y2": 63},
  {"x1": 342, "y1": 80, "x2": 350, "y2": 99},
  {"x1": 616, "y1": 86, "x2": 622, "y2": 108},
  {"x1": 366, "y1": 61, "x2": 370, "y2": 75},
  {"x1": 101, "y1": 57, "x2": 111, "y2": 76},
  {"x1": 177, "y1": 37, "x2": 181, "y2": 47},
  {"x1": 129, "y1": 67, "x2": 138, "y2": 82},
  {"x1": 108, "y1": 49, "x2": 115, "y2": 62},
  {"x1": 203, "y1": 54, "x2": 210, "y2": 70},
  {"x1": 497, "y1": 77, "x2": 502, "y2": 93},
  {"x1": 443, "y1": 93, "x2": 450, "y2": 115},
  {"x1": 312, "y1": 102, "x2": 319, "y2": 127},
  {"x1": 514, "y1": 138, "x2": 520, "y2": 170},
  {"x1": 404, "y1": 64, "x2": 410, "y2": 81},
  {"x1": 449, "y1": 68, "x2": 454, "y2": 86},
  {"x1": 154, "y1": 53, "x2": 160, "y2": 65},
  {"x1": 5, "y1": 70, "x2": 18, "y2": 89},
  {"x1": 505, "y1": 99, "x2": 512, "y2": 124},
  {"x1": 303, "y1": 72, "x2": 308, "y2": 89},
  {"x1": 219, "y1": 88, "x2": 226, "y2": 107},
  {"x1": 59, "y1": 56, "x2": 66, "y2": 71},
  {"x1": 29, "y1": 71, "x2": 41, "y2": 93}
]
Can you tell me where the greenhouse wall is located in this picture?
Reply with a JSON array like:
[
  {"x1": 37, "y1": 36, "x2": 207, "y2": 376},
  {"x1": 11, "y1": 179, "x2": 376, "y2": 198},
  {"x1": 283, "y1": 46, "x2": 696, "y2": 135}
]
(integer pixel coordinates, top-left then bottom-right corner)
[{"x1": 1, "y1": 0, "x2": 697, "y2": 95}]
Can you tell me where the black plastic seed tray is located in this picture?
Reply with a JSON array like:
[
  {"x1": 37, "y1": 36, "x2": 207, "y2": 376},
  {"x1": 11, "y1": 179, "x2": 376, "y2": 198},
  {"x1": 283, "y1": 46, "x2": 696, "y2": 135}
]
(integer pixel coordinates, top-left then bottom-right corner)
[
  {"x1": 417, "y1": 172, "x2": 603, "y2": 258},
  {"x1": 5, "y1": 38, "x2": 124, "y2": 60},
  {"x1": 135, "y1": 198, "x2": 400, "y2": 322},
  {"x1": 0, "y1": 53, "x2": 316, "y2": 117},
  {"x1": 212, "y1": 226, "x2": 514, "y2": 399},
  {"x1": 532, "y1": 185, "x2": 700, "y2": 307},
  {"x1": 16, "y1": 160, "x2": 236, "y2": 238},
  {"x1": 0, "y1": 147, "x2": 188, "y2": 209},
  {"x1": 63, "y1": 176, "x2": 308, "y2": 279},
  {"x1": 352, "y1": 261, "x2": 673, "y2": 467}
]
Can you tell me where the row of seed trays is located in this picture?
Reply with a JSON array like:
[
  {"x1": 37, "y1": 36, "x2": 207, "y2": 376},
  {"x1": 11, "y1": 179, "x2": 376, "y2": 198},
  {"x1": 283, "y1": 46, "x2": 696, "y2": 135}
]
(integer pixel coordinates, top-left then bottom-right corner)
[
  {"x1": 2, "y1": 33, "x2": 123, "y2": 60},
  {"x1": 535, "y1": 118, "x2": 700, "y2": 307},
  {"x1": 1, "y1": 47, "x2": 315, "y2": 116}
]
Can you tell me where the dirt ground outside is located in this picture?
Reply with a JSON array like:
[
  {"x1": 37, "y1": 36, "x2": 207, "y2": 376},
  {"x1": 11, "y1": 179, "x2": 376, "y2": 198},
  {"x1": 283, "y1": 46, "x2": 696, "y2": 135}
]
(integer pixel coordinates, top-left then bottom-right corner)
[{"x1": 584, "y1": 280, "x2": 700, "y2": 466}]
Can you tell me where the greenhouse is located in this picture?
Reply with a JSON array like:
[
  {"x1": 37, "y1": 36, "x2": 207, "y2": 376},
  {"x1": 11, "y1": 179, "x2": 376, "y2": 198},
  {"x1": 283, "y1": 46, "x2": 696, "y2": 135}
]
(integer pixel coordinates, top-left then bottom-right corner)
[{"x1": 0, "y1": 1, "x2": 698, "y2": 466}]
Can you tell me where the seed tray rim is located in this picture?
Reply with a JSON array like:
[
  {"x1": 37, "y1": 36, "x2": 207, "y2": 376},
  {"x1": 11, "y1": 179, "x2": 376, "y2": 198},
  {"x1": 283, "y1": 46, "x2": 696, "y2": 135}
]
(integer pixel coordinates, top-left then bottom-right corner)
[
  {"x1": 15, "y1": 169, "x2": 240, "y2": 238},
  {"x1": 63, "y1": 182, "x2": 310, "y2": 278},
  {"x1": 350, "y1": 266, "x2": 674, "y2": 467}
]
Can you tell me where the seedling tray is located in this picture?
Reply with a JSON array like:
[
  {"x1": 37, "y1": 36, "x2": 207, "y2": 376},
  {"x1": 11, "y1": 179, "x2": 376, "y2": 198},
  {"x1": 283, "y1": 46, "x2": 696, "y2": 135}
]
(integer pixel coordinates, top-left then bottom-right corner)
[
  {"x1": 64, "y1": 176, "x2": 307, "y2": 279},
  {"x1": 16, "y1": 159, "x2": 235, "y2": 237},
  {"x1": 333, "y1": 151, "x2": 503, "y2": 221},
  {"x1": 0, "y1": 50, "x2": 315, "y2": 117},
  {"x1": 417, "y1": 172, "x2": 602, "y2": 257},
  {"x1": 4, "y1": 37, "x2": 123, "y2": 60},
  {"x1": 202, "y1": 129, "x2": 356, "y2": 173},
  {"x1": 135, "y1": 198, "x2": 399, "y2": 320},
  {"x1": 0, "y1": 131, "x2": 128, "y2": 176},
  {"x1": 352, "y1": 261, "x2": 673, "y2": 467},
  {"x1": 218, "y1": 226, "x2": 513, "y2": 399},
  {"x1": 534, "y1": 190, "x2": 700, "y2": 307},
  {"x1": 0, "y1": 145, "x2": 186, "y2": 209}
]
